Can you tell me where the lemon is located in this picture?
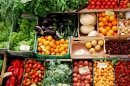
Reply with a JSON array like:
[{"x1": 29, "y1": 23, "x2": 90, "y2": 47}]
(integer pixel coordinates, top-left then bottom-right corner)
[{"x1": 86, "y1": 42, "x2": 92, "y2": 49}]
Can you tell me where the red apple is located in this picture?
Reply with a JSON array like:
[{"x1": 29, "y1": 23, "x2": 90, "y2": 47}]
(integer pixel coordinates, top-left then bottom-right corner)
[
  {"x1": 88, "y1": 62, "x2": 92, "y2": 67},
  {"x1": 77, "y1": 82, "x2": 81, "y2": 86},
  {"x1": 77, "y1": 74, "x2": 81, "y2": 79},
  {"x1": 84, "y1": 61, "x2": 88, "y2": 66},
  {"x1": 73, "y1": 77, "x2": 78, "y2": 82},
  {"x1": 86, "y1": 72, "x2": 91, "y2": 75},
  {"x1": 84, "y1": 80, "x2": 89, "y2": 84},
  {"x1": 73, "y1": 83, "x2": 77, "y2": 86},
  {"x1": 79, "y1": 61, "x2": 84, "y2": 65},
  {"x1": 81, "y1": 76, "x2": 85, "y2": 81},
  {"x1": 88, "y1": 67, "x2": 92, "y2": 72},
  {"x1": 74, "y1": 61, "x2": 78, "y2": 66},
  {"x1": 74, "y1": 65, "x2": 78, "y2": 69},
  {"x1": 73, "y1": 73, "x2": 78, "y2": 77},
  {"x1": 85, "y1": 75, "x2": 91, "y2": 80},
  {"x1": 73, "y1": 68, "x2": 79, "y2": 73}
]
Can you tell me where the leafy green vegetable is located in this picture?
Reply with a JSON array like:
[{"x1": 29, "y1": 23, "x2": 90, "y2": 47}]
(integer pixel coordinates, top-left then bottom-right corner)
[
  {"x1": 9, "y1": 18, "x2": 37, "y2": 51},
  {"x1": 44, "y1": 60, "x2": 72, "y2": 86},
  {"x1": 0, "y1": 60, "x2": 3, "y2": 70}
]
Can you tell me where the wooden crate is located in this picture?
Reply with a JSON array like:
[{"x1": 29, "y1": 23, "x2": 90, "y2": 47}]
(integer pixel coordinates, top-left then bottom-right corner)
[
  {"x1": 0, "y1": 52, "x2": 7, "y2": 85},
  {"x1": 70, "y1": 36, "x2": 106, "y2": 59}
]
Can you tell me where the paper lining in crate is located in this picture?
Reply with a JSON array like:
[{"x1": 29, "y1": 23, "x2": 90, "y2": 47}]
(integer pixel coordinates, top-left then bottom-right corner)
[
  {"x1": 0, "y1": 52, "x2": 7, "y2": 85},
  {"x1": 70, "y1": 36, "x2": 106, "y2": 59},
  {"x1": 105, "y1": 35, "x2": 130, "y2": 57},
  {"x1": 78, "y1": 12, "x2": 99, "y2": 37},
  {"x1": 8, "y1": 15, "x2": 38, "y2": 57}
]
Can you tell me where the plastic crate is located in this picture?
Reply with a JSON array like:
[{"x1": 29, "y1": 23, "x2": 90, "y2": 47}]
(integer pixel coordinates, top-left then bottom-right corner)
[
  {"x1": 8, "y1": 15, "x2": 38, "y2": 57},
  {"x1": 34, "y1": 35, "x2": 70, "y2": 59},
  {"x1": 0, "y1": 52, "x2": 7, "y2": 85}
]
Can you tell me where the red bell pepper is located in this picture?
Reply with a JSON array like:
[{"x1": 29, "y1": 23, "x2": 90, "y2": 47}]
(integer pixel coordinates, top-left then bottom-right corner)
[
  {"x1": 11, "y1": 60, "x2": 21, "y2": 68},
  {"x1": 6, "y1": 78, "x2": 10, "y2": 86},
  {"x1": 18, "y1": 68, "x2": 24, "y2": 80},
  {"x1": 7, "y1": 66, "x2": 15, "y2": 72},
  {"x1": 20, "y1": 60, "x2": 24, "y2": 68},
  {"x1": 13, "y1": 68, "x2": 19, "y2": 76},
  {"x1": 9, "y1": 75, "x2": 16, "y2": 86}
]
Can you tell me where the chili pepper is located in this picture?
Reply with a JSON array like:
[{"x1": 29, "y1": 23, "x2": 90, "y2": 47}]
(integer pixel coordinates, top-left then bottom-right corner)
[
  {"x1": 7, "y1": 66, "x2": 15, "y2": 72},
  {"x1": 18, "y1": 68, "x2": 24, "y2": 80},
  {"x1": 9, "y1": 75, "x2": 16, "y2": 86},
  {"x1": 20, "y1": 60, "x2": 24, "y2": 68},
  {"x1": 13, "y1": 68, "x2": 19, "y2": 76},
  {"x1": 11, "y1": 59, "x2": 21, "y2": 68},
  {"x1": 6, "y1": 78, "x2": 10, "y2": 86}
]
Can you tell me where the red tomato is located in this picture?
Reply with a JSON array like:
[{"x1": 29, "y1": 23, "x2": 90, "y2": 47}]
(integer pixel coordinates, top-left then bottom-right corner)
[
  {"x1": 110, "y1": 0, "x2": 113, "y2": 2},
  {"x1": 114, "y1": 0, "x2": 118, "y2": 2},
  {"x1": 32, "y1": 75, "x2": 36, "y2": 79},
  {"x1": 24, "y1": 73, "x2": 29, "y2": 78},
  {"x1": 26, "y1": 68, "x2": 31, "y2": 73},
  {"x1": 96, "y1": 2, "x2": 101, "y2": 5},
  {"x1": 35, "y1": 73, "x2": 39, "y2": 77},
  {"x1": 94, "y1": 0, "x2": 97, "y2": 2},
  {"x1": 34, "y1": 68, "x2": 38, "y2": 71},
  {"x1": 114, "y1": 5, "x2": 118, "y2": 9},
  {"x1": 91, "y1": 1, "x2": 95, "y2": 5},
  {"x1": 34, "y1": 79, "x2": 38, "y2": 84},
  {"x1": 37, "y1": 64, "x2": 41, "y2": 69},
  {"x1": 101, "y1": 5, "x2": 105, "y2": 9},
  {"x1": 38, "y1": 78, "x2": 42, "y2": 82},
  {"x1": 23, "y1": 80, "x2": 26, "y2": 85},
  {"x1": 120, "y1": 1, "x2": 124, "y2": 6},
  {"x1": 123, "y1": 5, "x2": 127, "y2": 8},
  {"x1": 25, "y1": 64, "x2": 29, "y2": 69},
  {"x1": 28, "y1": 60, "x2": 33, "y2": 64},
  {"x1": 107, "y1": 2, "x2": 111, "y2": 6},
  {"x1": 119, "y1": 5, "x2": 122, "y2": 9},
  {"x1": 92, "y1": 5, "x2": 95, "y2": 9},
  {"x1": 33, "y1": 64, "x2": 37, "y2": 69},
  {"x1": 29, "y1": 71, "x2": 33, "y2": 76},
  {"x1": 40, "y1": 67, "x2": 44, "y2": 71},
  {"x1": 105, "y1": 5, "x2": 109, "y2": 9},
  {"x1": 105, "y1": 0, "x2": 109, "y2": 2},
  {"x1": 33, "y1": 70, "x2": 37, "y2": 74},
  {"x1": 41, "y1": 71, "x2": 44, "y2": 75},
  {"x1": 87, "y1": 5, "x2": 91, "y2": 9},
  {"x1": 112, "y1": 2, "x2": 116, "y2": 6},
  {"x1": 123, "y1": 1, "x2": 127, "y2": 5},
  {"x1": 37, "y1": 62, "x2": 41, "y2": 65},
  {"x1": 28, "y1": 64, "x2": 33, "y2": 68},
  {"x1": 96, "y1": 6, "x2": 100, "y2": 9},
  {"x1": 110, "y1": 5, "x2": 113, "y2": 9},
  {"x1": 102, "y1": 2, "x2": 106, "y2": 5}
]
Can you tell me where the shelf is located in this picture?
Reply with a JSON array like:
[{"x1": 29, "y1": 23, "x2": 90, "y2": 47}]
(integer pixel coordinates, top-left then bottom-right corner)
[{"x1": 78, "y1": 8, "x2": 130, "y2": 13}]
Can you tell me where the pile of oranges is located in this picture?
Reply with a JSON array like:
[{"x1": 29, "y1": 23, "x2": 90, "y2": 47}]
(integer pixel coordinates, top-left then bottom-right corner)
[
  {"x1": 37, "y1": 36, "x2": 69, "y2": 56},
  {"x1": 98, "y1": 12, "x2": 118, "y2": 36}
]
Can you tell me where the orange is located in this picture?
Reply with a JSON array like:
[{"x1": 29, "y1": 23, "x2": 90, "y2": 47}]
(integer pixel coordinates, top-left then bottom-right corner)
[
  {"x1": 50, "y1": 48, "x2": 54, "y2": 52},
  {"x1": 109, "y1": 16, "x2": 115, "y2": 21},
  {"x1": 52, "y1": 44, "x2": 56, "y2": 49},
  {"x1": 99, "y1": 17, "x2": 103, "y2": 22},
  {"x1": 40, "y1": 36, "x2": 44, "y2": 39},
  {"x1": 38, "y1": 38, "x2": 42, "y2": 42},
  {"x1": 109, "y1": 30, "x2": 114, "y2": 35},
  {"x1": 45, "y1": 51, "x2": 50, "y2": 55},
  {"x1": 49, "y1": 42, "x2": 54, "y2": 47},
  {"x1": 106, "y1": 32, "x2": 112, "y2": 36},
  {"x1": 37, "y1": 47, "x2": 42, "y2": 51},
  {"x1": 42, "y1": 51, "x2": 45, "y2": 55},
  {"x1": 108, "y1": 23, "x2": 112, "y2": 27},
  {"x1": 101, "y1": 12, "x2": 105, "y2": 17},
  {"x1": 99, "y1": 27, "x2": 104, "y2": 33},
  {"x1": 55, "y1": 41, "x2": 60, "y2": 45},
  {"x1": 65, "y1": 40, "x2": 69, "y2": 44},
  {"x1": 65, "y1": 48, "x2": 68, "y2": 53},
  {"x1": 64, "y1": 44, "x2": 68, "y2": 48},
  {"x1": 60, "y1": 51, "x2": 66, "y2": 55},
  {"x1": 101, "y1": 29, "x2": 107, "y2": 35},
  {"x1": 102, "y1": 18, "x2": 107, "y2": 22},
  {"x1": 48, "y1": 36, "x2": 52, "y2": 41},
  {"x1": 51, "y1": 39, "x2": 55, "y2": 43},
  {"x1": 112, "y1": 26, "x2": 117, "y2": 31},
  {"x1": 54, "y1": 49, "x2": 59, "y2": 53},
  {"x1": 114, "y1": 32, "x2": 117, "y2": 36},
  {"x1": 51, "y1": 52, "x2": 55, "y2": 55},
  {"x1": 112, "y1": 21, "x2": 117, "y2": 26},
  {"x1": 98, "y1": 13, "x2": 102, "y2": 17},
  {"x1": 106, "y1": 26, "x2": 111, "y2": 31},
  {"x1": 56, "y1": 53, "x2": 60, "y2": 56},
  {"x1": 41, "y1": 39, "x2": 46, "y2": 44},
  {"x1": 45, "y1": 36, "x2": 48, "y2": 40},
  {"x1": 99, "y1": 22, "x2": 104, "y2": 27},
  {"x1": 44, "y1": 41, "x2": 49, "y2": 46},
  {"x1": 38, "y1": 42, "x2": 42, "y2": 46},
  {"x1": 105, "y1": 16, "x2": 110, "y2": 21},
  {"x1": 60, "y1": 39, "x2": 65, "y2": 44},
  {"x1": 56, "y1": 45, "x2": 60, "y2": 49},
  {"x1": 45, "y1": 46, "x2": 51, "y2": 51},
  {"x1": 59, "y1": 47, "x2": 64, "y2": 52},
  {"x1": 104, "y1": 21, "x2": 108, "y2": 26}
]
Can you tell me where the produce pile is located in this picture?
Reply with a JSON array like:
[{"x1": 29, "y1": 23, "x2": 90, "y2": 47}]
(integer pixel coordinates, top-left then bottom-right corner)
[
  {"x1": 6, "y1": 59, "x2": 24, "y2": 86},
  {"x1": 37, "y1": 35, "x2": 69, "y2": 56},
  {"x1": 73, "y1": 60, "x2": 93, "y2": 86},
  {"x1": 22, "y1": 59, "x2": 44, "y2": 86},
  {"x1": 93, "y1": 60, "x2": 115, "y2": 86},
  {"x1": 44, "y1": 60, "x2": 72, "y2": 86},
  {"x1": 85, "y1": 39, "x2": 104, "y2": 54},
  {"x1": 115, "y1": 60, "x2": 130, "y2": 86},
  {"x1": 9, "y1": 18, "x2": 37, "y2": 51},
  {"x1": 34, "y1": 13, "x2": 78, "y2": 38},
  {"x1": 98, "y1": 12, "x2": 118, "y2": 36}
]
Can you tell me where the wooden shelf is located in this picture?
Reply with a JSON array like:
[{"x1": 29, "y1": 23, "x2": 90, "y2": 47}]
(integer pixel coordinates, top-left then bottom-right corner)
[{"x1": 78, "y1": 8, "x2": 130, "y2": 13}]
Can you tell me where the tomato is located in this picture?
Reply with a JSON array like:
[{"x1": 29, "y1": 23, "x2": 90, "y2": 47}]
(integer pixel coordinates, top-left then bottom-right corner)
[
  {"x1": 87, "y1": 5, "x2": 91, "y2": 9},
  {"x1": 123, "y1": 1, "x2": 127, "y2": 5},
  {"x1": 26, "y1": 68, "x2": 31, "y2": 73},
  {"x1": 96, "y1": 2, "x2": 101, "y2": 5},
  {"x1": 28, "y1": 60, "x2": 33, "y2": 64},
  {"x1": 23, "y1": 80, "x2": 26, "y2": 85},
  {"x1": 38, "y1": 78, "x2": 42, "y2": 82},
  {"x1": 33, "y1": 70, "x2": 37, "y2": 74},
  {"x1": 32, "y1": 75, "x2": 36, "y2": 79},
  {"x1": 24, "y1": 73, "x2": 29, "y2": 78},
  {"x1": 105, "y1": 5, "x2": 109, "y2": 9},
  {"x1": 34, "y1": 68, "x2": 38, "y2": 71},
  {"x1": 94, "y1": 0, "x2": 97, "y2": 2},
  {"x1": 107, "y1": 2, "x2": 111, "y2": 6},
  {"x1": 29, "y1": 71, "x2": 33, "y2": 76},
  {"x1": 114, "y1": 5, "x2": 118, "y2": 9},
  {"x1": 25, "y1": 64, "x2": 29, "y2": 69},
  {"x1": 28, "y1": 64, "x2": 33, "y2": 68},
  {"x1": 114, "y1": 0, "x2": 118, "y2": 2},
  {"x1": 96, "y1": 6, "x2": 100, "y2": 9},
  {"x1": 37, "y1": 62, "x2": 41, "y2": 65},
  {"x1": 40, "y1": 67, "x2": 44, "y2": 71},
  {"x1": 91, "y1": 1, "x2": 95, "y2": 5},
  {"x1": 39, "y1": 74, "x2": 42, "y2": 78},
  {"x1": 119, "y1": 5, "x2": 122, "y2": 9},
  {"x1": 37, "y1": 64, "x2": 41, "y2": 69},
  {"x1": 102, "y1": 2, "x2": 106, "y2": 5},
  {"x1": 112, "y1": 2, "x2": 116, "y2": 6},
  {"x1": 35, "y1": 73, "x2": 39, "y2": 77},
  {"x1": 101, "y1": 5, "x2": 105, "y2": 9},
  {"x1": 120, "y1": 1, "x2": 124, "y2": 6},
  {"x1": 110, "y1": 0, "x2": 113, "y2": 2},
  {"x1": 110, "y1": 5, "x2": 113, "y2": 9},
  {"x1": 33, "y1": 64, "x2": 37, "y2": 69},
  {"x1": 105, "y1": 0, "x2": 109, "y2": 2},
  {"x1": 91, "y1": 5, "x2": 95, "y2": 9},
  {"x1": 123, "y1": 5, "x2": 127, "y2": 8},
  {"x1": 41, "y1": 71, "x2": 44, "y2": 75},
  {"x1": 125, "y1": 0, "x2": 129, "y2": 3},
  {"x1": 34, "y1": 79, "x2": 38, "y2": 84}
]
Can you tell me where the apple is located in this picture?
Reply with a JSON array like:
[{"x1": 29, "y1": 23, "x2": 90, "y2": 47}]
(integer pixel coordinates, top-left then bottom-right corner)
[
  {"x1": 73, "y1": 83, "x2": 77, "y2": 86},
  {"x1": 74, "y1": 62, "x2": 79, "y2": 66},
  {"x1": 74, "y1": 65, "x2": 78, "y2": 69},
  {"x1": 73, "y1": 73, "x2": 78, "y2": 77},
  {"x1": 73, "y1": 77, "x2": 78, "y2": 82},
  {"x1": 88, "y1": 62, "x2": 92, "y2": 67},
  {"x1": 84, "y1": 61, "x2": 88, "y2": 66},
  {"x1": 77, "y1": 74, "x2": 81, "y2": 79},
  {"x1": 84, "y1": 80, "x2": 89, "y2": 84},
  {"x1": 81, "y1": 76, "x2": 85, "y2": 81},
  {"x1": 73, "y1": 68, "x2": 79, "y2": 73},
  {"x1": 77, "y1": 82, "x2": 81, "y2": 86},
  {"x1": 85, "y1": 75, "x2": 91, "y2": 80},
  {"x1": 89, "y1": 67, "x2": 92, "y2": 72},
  {"x1": 79, "y1": 61, "x2": 84, "y2": 65}
]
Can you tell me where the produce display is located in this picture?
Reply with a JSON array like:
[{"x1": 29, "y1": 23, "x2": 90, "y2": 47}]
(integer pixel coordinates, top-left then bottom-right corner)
[
  {"x1": 43, "y1": 60, "x2": 72, "y2": 86},
  {"x1": 93, "y1": 60, "x2": 115, "y2": 86},
  {"x1": 115, "y1": 60, "x2": 130, "y2": 86},
  {"x1": 34, "y1": 13, "x2": 78, "y2": 38},
  {"x1": 98, "y1": 12, "x2": 118, "y2": 36},
  {"x1": 105, "y1": 40, "x2": 130, "y2": 55},
  {"x1": 37, "y1": 35, "x2": 69, "y2": 56},
  {"x1": 73, "y1": 60, "x2": 93, "y2": 86},
  {"x1": 118, "y1": 12, "x2": 130, "y2": 35},
  {"x1": 79, "y1": 13, "x2": 98, "y2": 36},
  {"x1": 85, "y1": 39, "x2": 104, "y2": 54},
  {"x1": 9, "y1": 18, "x2": 37, "y2": 51},
  {"x1": 22, "y1": 59, "x2": 44, "y2": 86},
  {"x1": 5, "y1": 59, "x2": 24, "y2": 86}
]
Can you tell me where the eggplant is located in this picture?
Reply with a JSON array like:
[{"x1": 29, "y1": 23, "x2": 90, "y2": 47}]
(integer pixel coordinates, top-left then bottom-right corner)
[
  {"x1": 53, "y1": 35, "x2": 59, "y2": 40},
  {"x1": 34, "y1": 26, "x2": 44, "y2": 35},
  {"x1": 59, "y1": 25, "x2": 65, "y2": 33},
  {"x1": 45, "y1": 29, "x2": 56, "y2": 35}
]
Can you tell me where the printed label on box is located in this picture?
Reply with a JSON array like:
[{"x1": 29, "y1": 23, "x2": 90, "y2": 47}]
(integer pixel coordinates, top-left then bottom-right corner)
[
  {"x1": 97, "y1": 62, "x2": 107, "y2": 68},
  {"x1": 79, "y1": 66, "x2": 89, "y2": 74},
  {"x1": 105, "y1": 11, "x2": 114, "y2": 16},
  {"x1": 74, "y1": 49, "x2": 85, "y2": 55},
  {"x1": 20, "y1": 45, "x2": 30, "y2": 51}
]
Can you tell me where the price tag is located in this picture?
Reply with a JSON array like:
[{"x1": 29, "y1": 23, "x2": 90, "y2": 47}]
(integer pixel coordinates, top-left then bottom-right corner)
[
  {"x1": 105, "y1": 11, "x2": 114, "y2": 16},
  {"x1": 79, "y1": 66, "x2": 89, "y2": 74},
  {"x1": 97, "y1": 62, "x2": 107, "y2": 68},
  {"x1": 20, "y1": 45, "x2": 30, "y2": 51},
  {"x1": 74, "y1": 49, "x2": 85, "y2": 55}
]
